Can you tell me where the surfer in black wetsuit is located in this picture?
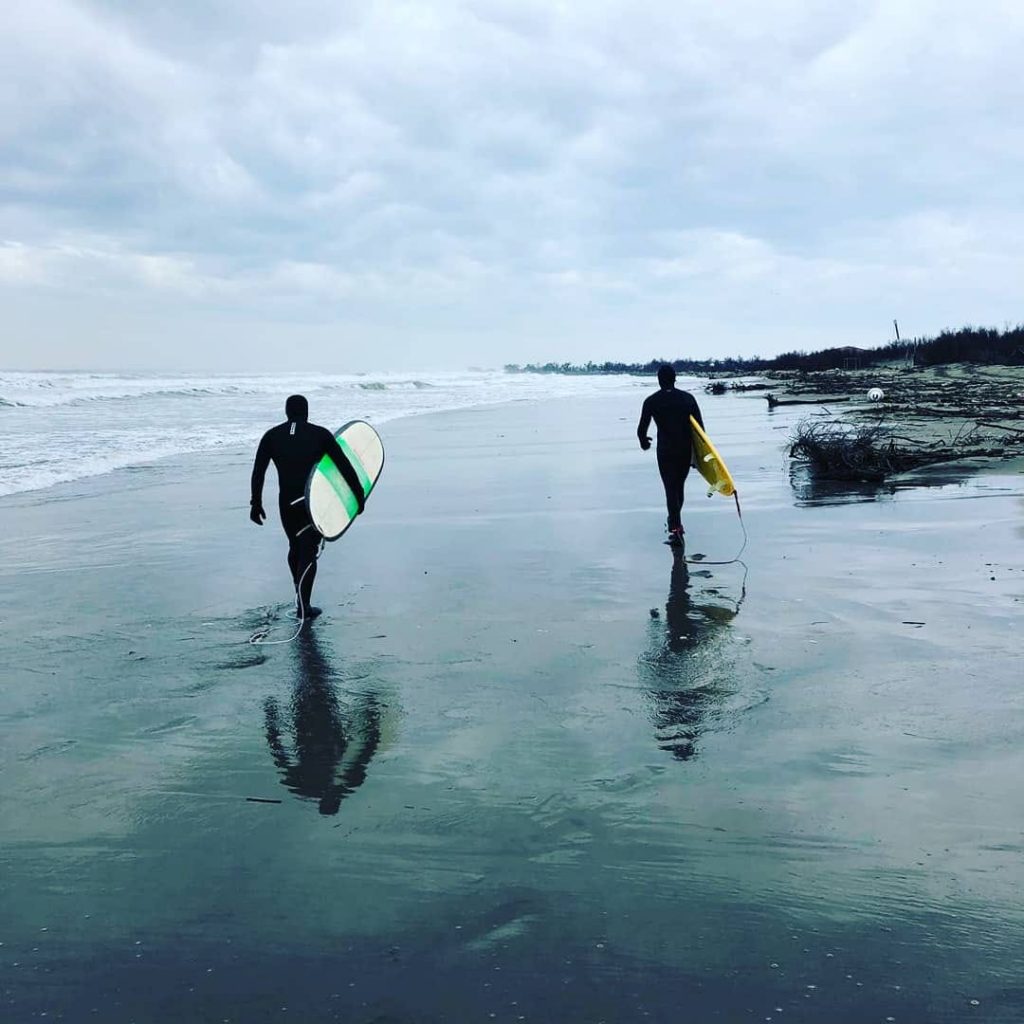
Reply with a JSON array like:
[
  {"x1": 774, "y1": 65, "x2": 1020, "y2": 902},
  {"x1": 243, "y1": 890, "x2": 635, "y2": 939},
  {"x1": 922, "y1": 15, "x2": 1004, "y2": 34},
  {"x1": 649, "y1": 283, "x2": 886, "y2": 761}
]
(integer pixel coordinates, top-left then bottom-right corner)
[
  {"x1": 250, "y1": 395, "x2": 364, "y2": 620},
  {"x1": 637, "y1": 364, "x2": 704, "y2": 545}
]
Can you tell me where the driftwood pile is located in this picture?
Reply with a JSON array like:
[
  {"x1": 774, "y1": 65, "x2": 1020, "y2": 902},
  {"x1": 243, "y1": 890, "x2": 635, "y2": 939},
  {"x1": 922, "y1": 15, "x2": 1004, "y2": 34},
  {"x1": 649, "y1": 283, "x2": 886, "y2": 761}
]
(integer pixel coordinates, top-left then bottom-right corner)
[
  {"x1": 744, "y1": 364, "x2": 1024, "y2": 481},
  {"x1": 704, "y1": 380, "x2": 770, "y2": 395},
  {"x1": 765, "y1": 393, "x2": 850, "y2": 408},
  {"x1": 707, "y1": 365, "x2": 1024, "y2": 480},
  {"x1": 788, "y1": 419, "x2": 1015, "y2": 482},
  {"x1": 764, "y1": 367, "x2": 1024, "y2": 422}
]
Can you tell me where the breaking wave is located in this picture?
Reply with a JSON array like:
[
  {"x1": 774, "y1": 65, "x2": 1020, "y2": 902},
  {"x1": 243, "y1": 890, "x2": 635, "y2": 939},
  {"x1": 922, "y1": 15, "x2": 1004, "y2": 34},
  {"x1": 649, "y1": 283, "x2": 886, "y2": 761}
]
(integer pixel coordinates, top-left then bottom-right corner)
[
  {"x1": 0, "y1": 369, "x2": 644, "y2": 497},
  {"x1": 1, "y1": 373, "x2": 446, "y2": 409}
]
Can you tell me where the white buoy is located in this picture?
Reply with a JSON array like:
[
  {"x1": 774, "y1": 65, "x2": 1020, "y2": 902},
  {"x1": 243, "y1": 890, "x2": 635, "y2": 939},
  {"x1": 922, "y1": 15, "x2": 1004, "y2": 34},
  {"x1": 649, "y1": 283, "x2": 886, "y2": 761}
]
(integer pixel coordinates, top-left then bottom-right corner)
[{"x1": 867, "y1": 387, "x2": 884, "y2": 402}]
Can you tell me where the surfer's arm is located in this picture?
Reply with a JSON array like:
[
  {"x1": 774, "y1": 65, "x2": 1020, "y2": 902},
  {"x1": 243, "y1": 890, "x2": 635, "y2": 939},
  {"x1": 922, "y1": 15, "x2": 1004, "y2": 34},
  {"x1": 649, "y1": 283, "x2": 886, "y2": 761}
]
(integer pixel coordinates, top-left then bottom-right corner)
[
  {"x1": 325, "y1": 433, "x2": 366, "y2": 513},
  {"x1": 690, "y1": 397, "x2": 705, "y2": 432},
  {"x1": 685, "y1": 398, "x2": 705, "y2": 468},
  {"x1": 637, "y1": 399, "x2": 653, "y2": 450},
  {"x1": 249, "y1": 432, "x2": 271, "y2": 523}
]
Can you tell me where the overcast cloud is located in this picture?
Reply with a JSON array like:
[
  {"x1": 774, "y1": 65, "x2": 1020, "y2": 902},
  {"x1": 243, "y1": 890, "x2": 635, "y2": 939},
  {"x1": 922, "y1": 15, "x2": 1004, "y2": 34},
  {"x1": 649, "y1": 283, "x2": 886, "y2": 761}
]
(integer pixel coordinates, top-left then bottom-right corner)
[{"x1": 1, "y1": 0, "x2": 1021, "y2": 370}]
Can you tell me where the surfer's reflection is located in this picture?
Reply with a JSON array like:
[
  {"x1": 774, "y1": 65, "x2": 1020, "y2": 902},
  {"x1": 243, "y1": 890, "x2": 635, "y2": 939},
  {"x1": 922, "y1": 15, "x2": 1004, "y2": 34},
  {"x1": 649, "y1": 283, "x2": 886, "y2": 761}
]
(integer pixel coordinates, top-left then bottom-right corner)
[
  {"x1": 263, "y1": 632, "x2": 381, "y2": 815},
  {"x1": 640, "y1": 545, "x2": 743, "y2": 761}
]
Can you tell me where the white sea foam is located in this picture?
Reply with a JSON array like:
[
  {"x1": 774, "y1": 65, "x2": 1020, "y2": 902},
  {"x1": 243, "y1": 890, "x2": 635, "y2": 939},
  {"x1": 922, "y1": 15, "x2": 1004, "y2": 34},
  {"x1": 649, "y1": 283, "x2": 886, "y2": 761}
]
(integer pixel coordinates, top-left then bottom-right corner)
[
  {"x1": 0, "y1": 370, "x2": 644, "y2": 497},
  {"x1": 0, "y1": 371, "x2": 446, "y2": 408}
]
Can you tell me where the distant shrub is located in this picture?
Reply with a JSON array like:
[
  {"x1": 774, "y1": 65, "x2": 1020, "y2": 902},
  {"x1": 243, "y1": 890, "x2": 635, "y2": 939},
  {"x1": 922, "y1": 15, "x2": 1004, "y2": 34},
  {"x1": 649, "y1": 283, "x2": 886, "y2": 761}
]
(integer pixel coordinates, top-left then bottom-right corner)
[{"x1": 511, "y1": 324, "x2": 1024, "y2": 376}]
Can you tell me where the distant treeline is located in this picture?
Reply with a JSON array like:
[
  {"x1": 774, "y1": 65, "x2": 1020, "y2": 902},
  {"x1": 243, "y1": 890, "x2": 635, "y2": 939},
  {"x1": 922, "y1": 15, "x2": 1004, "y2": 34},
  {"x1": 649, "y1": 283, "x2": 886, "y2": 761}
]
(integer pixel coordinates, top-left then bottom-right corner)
[{"x1": 506, "y1": 324, "x2": 1024, "y2": 376}]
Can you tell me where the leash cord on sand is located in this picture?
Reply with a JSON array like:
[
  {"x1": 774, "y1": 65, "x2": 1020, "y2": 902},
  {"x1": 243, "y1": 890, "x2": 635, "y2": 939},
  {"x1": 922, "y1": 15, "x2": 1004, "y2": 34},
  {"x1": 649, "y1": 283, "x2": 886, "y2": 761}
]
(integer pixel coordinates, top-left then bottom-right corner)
[
  {"x1": 685, "y1": 493, "x2": 748, "y2": 566},
  {"x1": 248, "y1": 540, "x2": 324, "y2": 647}
]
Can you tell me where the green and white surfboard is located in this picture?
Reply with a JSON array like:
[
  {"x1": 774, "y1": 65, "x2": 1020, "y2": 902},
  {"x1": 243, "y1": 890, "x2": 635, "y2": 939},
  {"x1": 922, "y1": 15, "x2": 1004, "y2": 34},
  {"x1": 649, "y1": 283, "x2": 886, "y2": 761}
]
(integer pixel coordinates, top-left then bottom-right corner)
[{"x1": 305, "y1": 420, "x2": 384, "y2": 541}]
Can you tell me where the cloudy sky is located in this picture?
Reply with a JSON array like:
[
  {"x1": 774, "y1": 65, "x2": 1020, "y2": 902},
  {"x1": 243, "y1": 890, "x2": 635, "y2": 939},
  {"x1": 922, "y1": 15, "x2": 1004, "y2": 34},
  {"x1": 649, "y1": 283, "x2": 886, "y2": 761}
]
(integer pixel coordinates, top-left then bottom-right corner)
[{"x1": 1, "y1": 1, "x2": 1021, "y2": 371}]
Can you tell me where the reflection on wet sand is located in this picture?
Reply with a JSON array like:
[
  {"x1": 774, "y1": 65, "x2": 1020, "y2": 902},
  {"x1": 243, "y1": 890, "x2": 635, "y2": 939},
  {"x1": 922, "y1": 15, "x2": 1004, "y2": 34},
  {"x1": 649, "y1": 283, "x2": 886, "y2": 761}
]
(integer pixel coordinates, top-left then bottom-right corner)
[
  {"x1": 640, "y1": 545, "x2": 743, "y2": 760},
  {"x1": 788, "y1": 461, "x2": 897, "y2": 506},
  {"x1": 263, "y1": 632, "x2": 381, "y2": 815},
  {"x1": 789, "y1": 459, "x2": 990, "y2": 507}
]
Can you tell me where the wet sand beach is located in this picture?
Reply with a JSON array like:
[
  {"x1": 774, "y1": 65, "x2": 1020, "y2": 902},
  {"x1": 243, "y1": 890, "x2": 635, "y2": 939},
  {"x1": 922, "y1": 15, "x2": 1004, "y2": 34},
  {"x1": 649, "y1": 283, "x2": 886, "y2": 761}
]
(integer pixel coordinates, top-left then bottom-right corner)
[{"x1": 2, "y1": 388, "x2": 1023, "y2": 1022}]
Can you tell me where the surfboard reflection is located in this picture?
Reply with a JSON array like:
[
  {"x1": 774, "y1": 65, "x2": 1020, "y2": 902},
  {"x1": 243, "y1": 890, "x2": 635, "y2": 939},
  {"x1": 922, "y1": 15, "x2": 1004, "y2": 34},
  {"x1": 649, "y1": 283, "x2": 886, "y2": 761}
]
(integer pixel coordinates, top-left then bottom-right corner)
[
  {"x1": 263, "y1": 632, "x2": 381, "y2": 815},
  {"x1": 640, "y1": 545, "x2": 744, "y2": 761}
]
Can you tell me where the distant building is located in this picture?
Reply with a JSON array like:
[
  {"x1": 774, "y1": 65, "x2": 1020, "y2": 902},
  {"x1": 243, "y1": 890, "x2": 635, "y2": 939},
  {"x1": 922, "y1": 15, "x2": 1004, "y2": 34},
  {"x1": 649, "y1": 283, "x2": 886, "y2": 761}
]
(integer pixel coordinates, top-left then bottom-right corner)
[{"x1": 838, "y1": 345, "x2": 868, "y2": 370}]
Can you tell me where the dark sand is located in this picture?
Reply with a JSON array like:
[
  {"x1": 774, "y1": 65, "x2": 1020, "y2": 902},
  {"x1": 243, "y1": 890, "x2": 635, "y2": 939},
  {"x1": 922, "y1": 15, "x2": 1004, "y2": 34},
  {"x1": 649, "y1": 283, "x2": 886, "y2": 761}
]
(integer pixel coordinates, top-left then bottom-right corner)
[{"x1": 2, "y1": 389, "x2": 1023, "y2": 1022}]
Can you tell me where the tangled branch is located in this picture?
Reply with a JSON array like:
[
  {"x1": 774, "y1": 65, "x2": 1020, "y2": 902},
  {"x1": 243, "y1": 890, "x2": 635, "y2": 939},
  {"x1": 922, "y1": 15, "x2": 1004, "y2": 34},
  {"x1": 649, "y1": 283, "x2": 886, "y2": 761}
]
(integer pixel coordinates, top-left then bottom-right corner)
[{"x1": 788, "y1": 419, "x2": 997, "y2": 482}]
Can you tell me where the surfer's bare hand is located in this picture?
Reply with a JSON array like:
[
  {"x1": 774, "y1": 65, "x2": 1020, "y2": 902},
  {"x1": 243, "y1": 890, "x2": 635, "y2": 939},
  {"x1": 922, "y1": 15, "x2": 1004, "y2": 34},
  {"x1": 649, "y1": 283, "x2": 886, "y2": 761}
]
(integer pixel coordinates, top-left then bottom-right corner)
[{"x1": 250, "y1": 503, "x2": 266, "y2": 525}]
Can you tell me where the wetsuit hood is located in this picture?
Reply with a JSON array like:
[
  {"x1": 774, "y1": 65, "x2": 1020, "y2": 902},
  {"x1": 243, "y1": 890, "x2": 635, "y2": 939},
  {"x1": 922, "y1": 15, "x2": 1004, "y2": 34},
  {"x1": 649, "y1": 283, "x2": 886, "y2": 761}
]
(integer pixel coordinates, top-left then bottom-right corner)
[{"x1": 285, "y1": 394, "x2": 309, "y2": 422}]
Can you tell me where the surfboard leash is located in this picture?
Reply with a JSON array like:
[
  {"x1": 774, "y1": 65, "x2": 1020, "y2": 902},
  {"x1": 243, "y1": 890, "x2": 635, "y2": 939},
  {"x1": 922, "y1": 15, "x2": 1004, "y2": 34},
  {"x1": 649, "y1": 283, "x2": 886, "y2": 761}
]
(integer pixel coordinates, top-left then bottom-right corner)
[
  {"x1": 684, "y1": 491, "x2": 748, "y2": 567},
  {"x1": 248, "y1": 538, "x2": 325, "y2": 647}
]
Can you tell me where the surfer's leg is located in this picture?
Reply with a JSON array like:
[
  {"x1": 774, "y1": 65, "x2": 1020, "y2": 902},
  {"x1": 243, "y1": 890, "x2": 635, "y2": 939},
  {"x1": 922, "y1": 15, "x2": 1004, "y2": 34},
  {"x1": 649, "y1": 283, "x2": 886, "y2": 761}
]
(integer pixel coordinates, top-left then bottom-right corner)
[
  {"x1": 282, "y1": 499, "x2": 319, "y2": 613},
  {"x1": 297, "y1": 555, "x2": 318, "y2": 613},
  {"x1": 285, "y1": 519, "x2": 320, "y2": 614},
  {"x1": 676, "y1": 463, "x2": 690, "y2": 529},
  {"x1": 282, "y1": 528, "x2": 319, "y2": 614},
  {"x1": 657, "y1": 449, "x2": 682, "y2": 531},
  {"x1": 280, "y1": 503, "x2": 301, "y2": 586}
]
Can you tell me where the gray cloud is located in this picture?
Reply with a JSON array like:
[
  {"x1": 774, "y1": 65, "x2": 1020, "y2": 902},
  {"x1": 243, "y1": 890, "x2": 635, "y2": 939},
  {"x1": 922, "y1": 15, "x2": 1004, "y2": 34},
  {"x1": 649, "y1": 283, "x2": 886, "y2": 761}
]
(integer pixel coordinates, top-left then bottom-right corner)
[{"x1": 1, "y1": 0, "x2": 1021, "y2": 369}]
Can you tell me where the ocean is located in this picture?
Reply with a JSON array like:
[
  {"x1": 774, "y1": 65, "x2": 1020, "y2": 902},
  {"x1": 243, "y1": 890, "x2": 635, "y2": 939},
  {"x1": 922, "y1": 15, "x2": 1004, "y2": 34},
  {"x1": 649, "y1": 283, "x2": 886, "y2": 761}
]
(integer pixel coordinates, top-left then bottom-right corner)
[{"x1": 0, "y1": 369, "x2": 648, "y2": 497}]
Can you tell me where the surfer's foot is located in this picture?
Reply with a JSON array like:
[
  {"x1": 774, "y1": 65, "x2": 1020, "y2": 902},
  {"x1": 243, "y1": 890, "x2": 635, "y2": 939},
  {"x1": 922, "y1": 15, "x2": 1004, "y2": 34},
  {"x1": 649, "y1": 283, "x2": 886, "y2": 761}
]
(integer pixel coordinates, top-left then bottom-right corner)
[
  {"x1": 294, "y1": 605, "x2": 323, "y2": 620},
  {"x1": 667, "y1": 527, "x2": 684, "y2": 546}
]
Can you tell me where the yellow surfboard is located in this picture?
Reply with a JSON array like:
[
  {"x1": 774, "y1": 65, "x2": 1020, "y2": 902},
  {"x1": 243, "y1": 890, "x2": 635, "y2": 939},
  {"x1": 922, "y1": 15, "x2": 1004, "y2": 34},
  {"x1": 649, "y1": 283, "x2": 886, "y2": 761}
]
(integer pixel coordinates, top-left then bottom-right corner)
[{"x1": 690, "y1": 415, "x2": 736, "y2": 498}]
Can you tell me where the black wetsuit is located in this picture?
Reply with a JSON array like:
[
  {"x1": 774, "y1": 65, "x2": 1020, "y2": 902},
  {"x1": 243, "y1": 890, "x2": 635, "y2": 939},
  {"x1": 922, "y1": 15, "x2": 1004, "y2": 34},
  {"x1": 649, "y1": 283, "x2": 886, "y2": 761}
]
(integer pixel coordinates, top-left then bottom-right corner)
[
  {"x1": 251, "y1": 418, "x2": 363, "y2": 612},
  {"x1": 637, "y1": 387, "x2": 704, "y2": 532}
]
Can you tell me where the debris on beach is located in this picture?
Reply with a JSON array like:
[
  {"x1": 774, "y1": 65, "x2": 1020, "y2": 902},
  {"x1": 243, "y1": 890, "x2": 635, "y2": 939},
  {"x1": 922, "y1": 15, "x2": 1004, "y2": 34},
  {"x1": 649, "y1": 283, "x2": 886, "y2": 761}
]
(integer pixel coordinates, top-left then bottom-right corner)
[
  {"x1": 766, "y1": 392, "x2": 852, "y2": 408},
  {"x1": 787, "y1": 419, "x2": 1010, "y2": 482},
  {"x1": 704, "y1": 379, "x2": 770, "y2": 394},
  {"x1": 765, "y1": 363, "x2": 1024, "y2": 478},
  {"x1": 766, "y1": 364, "x2": 1024, "y2": 425}
]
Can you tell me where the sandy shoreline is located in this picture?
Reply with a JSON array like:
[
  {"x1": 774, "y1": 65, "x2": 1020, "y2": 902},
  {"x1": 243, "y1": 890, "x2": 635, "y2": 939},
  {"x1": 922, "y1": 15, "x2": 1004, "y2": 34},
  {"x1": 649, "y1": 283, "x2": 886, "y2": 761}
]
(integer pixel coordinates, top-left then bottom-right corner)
[{"x1": 2, "y1": 389, "x2": 1023, "y2": 1022}]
